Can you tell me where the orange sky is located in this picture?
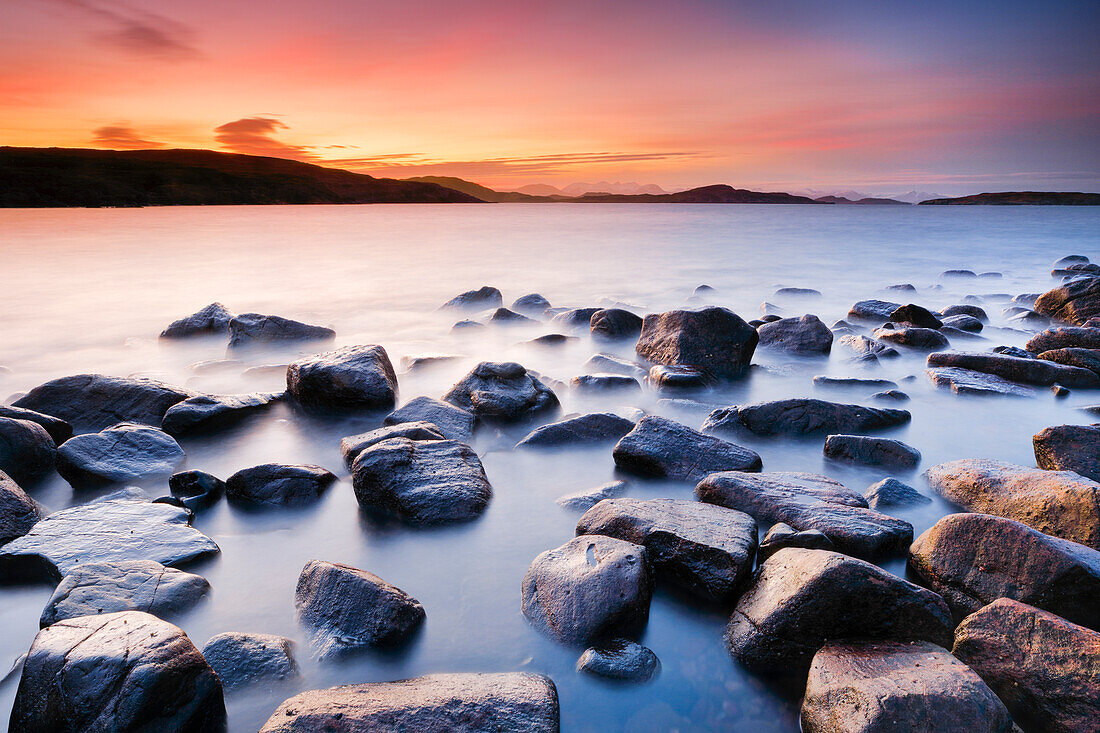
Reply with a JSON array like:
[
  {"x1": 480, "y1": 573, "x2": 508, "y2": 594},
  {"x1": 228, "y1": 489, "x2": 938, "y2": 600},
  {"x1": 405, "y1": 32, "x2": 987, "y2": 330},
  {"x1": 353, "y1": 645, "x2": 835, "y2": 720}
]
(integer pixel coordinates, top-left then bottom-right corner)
[{"x1": 3, "y1": 0, "x2": 1098, "y2": 193}]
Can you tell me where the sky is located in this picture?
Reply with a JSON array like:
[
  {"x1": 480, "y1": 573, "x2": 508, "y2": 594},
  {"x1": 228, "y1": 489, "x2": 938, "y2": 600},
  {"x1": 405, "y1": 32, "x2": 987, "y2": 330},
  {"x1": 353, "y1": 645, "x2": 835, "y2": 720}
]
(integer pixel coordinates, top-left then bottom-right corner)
[{"x1": 2, "y1": 0, "x2": 1098, "y2": 194}]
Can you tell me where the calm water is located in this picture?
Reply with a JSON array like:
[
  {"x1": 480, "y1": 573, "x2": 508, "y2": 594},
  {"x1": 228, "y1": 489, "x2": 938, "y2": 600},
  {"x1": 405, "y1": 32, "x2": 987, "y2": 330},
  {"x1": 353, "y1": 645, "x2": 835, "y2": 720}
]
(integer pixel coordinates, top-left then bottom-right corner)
[{"x1": 1, "y1": 204, "x2": 1097, "y2": 732}]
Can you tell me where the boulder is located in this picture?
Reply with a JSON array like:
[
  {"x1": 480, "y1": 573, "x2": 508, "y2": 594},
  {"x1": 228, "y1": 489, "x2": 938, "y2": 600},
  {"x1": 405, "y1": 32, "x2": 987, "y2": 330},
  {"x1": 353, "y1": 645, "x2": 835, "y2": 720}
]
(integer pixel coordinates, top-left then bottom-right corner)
[
  {"x1": 295, "y1": 560, "x2": 424, "y2": 656},
  {"x1": 873, "y1": 326, "x2": 950, "y2": 350},
  {"x1": 570, "y1": 374, "x2": 641, "y2": 393},
  {"x1": 384, "y1": 396, "x2": 476, "y2": 442},
  {"x1": 925, "y1": 459, "x2": 1100, "y2": 548},
  {"x1": 162, "y1": 392, "x2": 282, "y2": 435},
  {"x1": 521, "y1": 535, "x2": 652, "y2": 645},
  {"x1": 613, "y1": 416, "x2": 762, "y2": 482},
  {"x1": 584, "y1": 353, "x2": 648, "y2": 379},
  {"x1": 756, "y1": 314, "x2": 833, "y2": 354},
  {"x1": 926, "y1": 351, "x2": 1099, "y2": 388},
  {"x1": 908, "y1": 513, "x2": 1100, "y2": 628},
  {"x1": 823, "y1": 434, "x2": 921, "y2": 470},
  {"x1": 351, "y1": 438, "x2": 491, "y2": 524},
  {"x1": 1034, "y1": 424, "x2": 1100, "y2": 482},
  {"x1": 259, "y1": 673, "x2": 559, "y2": 733},
  {"x1": 942, "y1": 314, "x2": 984, "y2": 332},
  {"x1": 647, "y1": 364, "x2": 711, "y2": 389},
  {"x1": 225, "y1": 464, "x2": 336, "y2": 507},
  {"x1": 512, "y1": 293, "x2": 551, "y2": 315},
  {"x1": 941, "y1": 304, "x2": 989, "y2": 321},
  {"x1": 635, "y1": 307, "x2": 758, "y2": 378},
  {"x1": 848, "y1": 299, "x2": 901, "y2": 321},
  {"x1": 758, "y1": 522, "x2": 833, "y2": 560},
  {"x1": 1055, "y1": 255, "x2": 1091, "y2": 266},
  {"x1": 942, "y1": 269, "x2": 977, "y2": 278},
  {"x1": 201, "y1": 633, "x2": 298, "y2": 689},
  {"x1": 1038, "y1": 347, "x2": 1100, "y2": 376},
  {"x1": 341, "y1": 421, "x2": 445, "y2": 468},
  {"x1": 890, "y1": 304, "x2": 943, "y2": 329},
  {"x1": 926, "y1": 367, "x2": 1036, "y2": 397},
  {"x1": 286, "y1": 345, "x2": 398, "y2": 412},
  {"x1": 703, "y1": 398, "x2": 910, "y2": 437},
  {"x1": 0, "y1": 405, "x2": 72, "y2": 444},
  {"x1": 228, "y1": 313, "x2": 335, "y2": 349},
  {"x1": 400, "y1": 354, "x2": 461, "y2": 371},
  {"x1": 992, "y1": 345, "x2": 1033, "y2": 358},
  {"x1": 490, "y1": 307, "x2": 536, "y2": 324},
  {"x1": 953, "y1": 599, "x2": 1100, "y2": 733},
  {"x1": 168, "y1": 470, "x2": 225, "y2": 510},
  {"x1": 725, "y1": 548, "x2": 953, "y2": 674},
  {"x1": 160, "y1": 302, "x2": 234, "y2": 338},
  {"x1": 0, "y1": 417, "x2": 56, "y2": 486},
  {"x1": 885, "y1": 283, "x2": 917, "y2": 292},
  {"x1": 1026, "y1": 326, "x2": 1100, "y2": 353},
  {"x1": 801, "y1": 640, "x2": 1012, "y2": 733},
  {"x1": 442, "y1": 286, "x2": 503, "y2": 310},
  {"x1": 1034, "y1": 276, "x2": 1100, "y2": 325},
  {"x1": 864, "y1": 477, "x2": 930, "y2": 509},
  {"x1": 576, "y1": 498, "x2": 757, "y2": 602},
  {"x1": 12, "y1": 373, "x2": 195, "y2": 433},
  {"x1": 836, "y1": 334, "x2": 899, "y2": 360},
  {"x1": 40, "y1": 559, "x2": 210, "y2": 626},
  {"x1": 577, "y1": 639, "x2": 660, "y2": 681},
  {"x1": 452, "y1": 319, "x2": 486, "y2": 331},
  {"x1": 590, "y1": 308, "x2": 643, "y2": 340},
  {"x1": 9, "y1": 611, "x2": 225, "y2": 733},
  {"x1": 871, "y1": 389, "x2": 910, "y2": 401},
  {"x1": 517, "y1": 412, "x2": 634, "y2": 448},
  {"x1": 0, "y1": 470, "x2": 42, "y2": 544},
  {"x1": 697, "y1": 471, "x2": 913, "y2": 558},
  {"x1": 56, "y1": 422, "x2": 184, "y2": 490},
  {"x1": 775, "y1": 287, "x2": 821, "y2": 297},
  {"x1": 812, "y1": 376, "x2": 897, "y2": 389},
  {"x1": 555, "y1": 480, "x2": 628, "y2": 510},
  {"x1": 443, "y1": 362, "x2": 559, "y2": 423}
]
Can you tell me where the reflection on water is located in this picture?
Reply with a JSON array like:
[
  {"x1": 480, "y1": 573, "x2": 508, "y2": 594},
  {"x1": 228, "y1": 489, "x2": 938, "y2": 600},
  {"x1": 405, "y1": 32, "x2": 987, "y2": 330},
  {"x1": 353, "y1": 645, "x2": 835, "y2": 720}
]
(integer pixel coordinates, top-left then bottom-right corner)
[{"x1": 0, "y1": 204, "x2": 1097, "y2": 731}]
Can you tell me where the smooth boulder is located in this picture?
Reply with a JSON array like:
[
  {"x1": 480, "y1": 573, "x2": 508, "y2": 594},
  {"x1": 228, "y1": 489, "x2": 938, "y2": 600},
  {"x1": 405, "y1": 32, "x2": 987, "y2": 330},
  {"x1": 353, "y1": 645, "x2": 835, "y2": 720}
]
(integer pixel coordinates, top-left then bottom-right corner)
[
  {"x1": 0, "y1": 405, "x2": 72, "y2": 444},
  {"x1": 517, "y1": 412, "x2": 634, "y2": 448},
  {"x1": 758, "y1": 522, "x2": 833, "y2": 560},
  {"x1": 340, "y1": 421, "x2": 445, "y2": 468},
  {"x1": 161, "y1": 392, "x2": 282, "y2": 435},
  {"x1": 384, "y1": 396, "x2": 476, "y2": 441},
  {"x1": 169, "y1": 470, "x2": 225, "y2": 510},
  {"x1": 56, "y1": 422, "x2": 185, "y2": 490},
  {"x1": 286, "y1": 345, "x2": 398, "y2": 412},
  {"x1": 635, "y1": 307, "x2": 758, "y2": 378},
  {"x1": 1026, "y1": 326, "x2": 1100, "y2": 353},
  {"x1": 590, "y1": 308, "x2": 643, "y2": 340},
  {"x1": 873, "y1": 326, "x2": 950, "y2": 350},
  {"x1": 823, "y1": 434, "x2": 921, "y2": 469},
  {"x1": 0, "y1": 417, "x2": 56, "y2": 486},
  {"x1": 926, "y1": 367, "x2": 1036, "y2": 397},
  {"x1": 227, "y1": 313, "x2": 335, "y2": 349},
  {"x1": 1033, "y1": 276, "x2": 1100, "y2": 326},
  {"x1": 442, "y1": 286, "x2": 503, "y2": 310},
  {"x1": 1033, "y1": 424, "x2": 1100, "y2": 482},
  {"x1": 570, "y1": 374, "x2": 641, "y2": 393},
  {"x1": 756, "y1": 314, "x2": 833, "y2": 354},
  {"x1": 225, "y1": 464, "x2": 336, "y2": 507},
  {"x1": 1037, "y1": 347, "x2": 1100, "y2": 376},
  {"x1": 613, "y1": 416, "x2": 762, "y2": 482},
  {"x1": 0, "y1": 470, "x2": 42, "y2": 544},
  {"x1": 443, "y1": 362, "x2": 558, "y2": 423},
  {"x1": 926, "y1": 351, "x2": 1099, "y2": 388},
  {"x1": 160, "y1": 302, "x2": 234, "y2": 338},
  {"x1": 703, "y1": 398, "x2": 910, "y2": 437},
  {"x1": 12, "y1": 373, "x2": 194, "y2": 433},
  {"x1": 848, "y1": 299, "x2": 901, "y2": 321},
  {"x1": 577, "y1": 639, "x2": 660, "y2": 681},
  {"x1": 201, "y1": 632, "x2": 299, "y2": 689}
]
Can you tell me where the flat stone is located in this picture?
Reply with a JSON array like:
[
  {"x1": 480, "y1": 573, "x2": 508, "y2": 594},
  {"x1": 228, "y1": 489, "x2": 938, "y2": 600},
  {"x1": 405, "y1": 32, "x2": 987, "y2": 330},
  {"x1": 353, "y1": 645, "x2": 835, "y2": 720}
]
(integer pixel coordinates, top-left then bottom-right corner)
[
  {"x1": 1034, "y1": 276, "x2": 1100, "y2": 326},
  {"x1": 56, "y1": 422, "x2": 184, "y2": 490},
  {"x1": 286, "y1": 345, "x2": 398, "y2": 412},
  {"x1": 871, "y1": 389, "x2": 910, "y2": 401},
  {"x1": 443, "y1": 362, "x2": 559, "y2": 423},
  {"x1": 926, "y1": 366, "x2": 1036, "y2": 396},
  {"x1": 992, "y1": 345, "x2": 1033, "y2": 358},
  {"x1": 864, "y1": 477, "x2": 931, "y2": 509},
  {"x1": 341, "y1": 421, "x2": 445, "y2": 468},
  {"x1": 555, "y1": 481, "x2": 628, "y2": 510},
  {"x1": 527, "y1": 334, "x2": 575, "y2": 346},
  {"x1": 584, "y1": 354, "x2": 648, "y2": 379},
  {"x1": 647, "y1": 364, "x2": 711, "y2": 389},
  {"x1": 160, "y1": 302, "x2": 234, "y2": 338},
  {"x1": 161, "y1": 392, "x2": 282, "y2": 435},
  {"x1": 0, "y1": 470, "x2": 43, "y2": 544},
  {"x1": 517, "y1": 412, "x2": 634, "y2": 448},
  {"x1": 201, "y1": 632, "x2": 298, "y2": 689},
  {"x1": 635, "y1": 307, "x2": 758, "y2": 378},
  {"x1": 926, "y1": 351, "x2": 1099, "y2": 388},
  {"x1": 775, "y1": 287, "x2": 821, "y2": 297},
  {"x1": 1037, "y1": 347, "x2": 1100, "y2": 377},
  {"x1": 0, "y1": 417, "x2": 56, "y2": 486},
  {"x1": 228, "y1": 313, "x2": 335, "y2": 349},
  {"x1": 1034, "y1": 424, "x2": 1100, "y2": 482},
  {"x1": 942, "y1": 269, "x2": 977, "y2": 278},
  {"x1": 848, "y1": 299, "x2": 902, "y2": 321},
  {"x1": 0, "y1": 405, "x2": 72, "y2": 444},
  {"x1": 812, "y1": 376, "x2": 897, "y2": 389},
  {"x1": 758, "y1": 522, "x2": 833, "y2": 560},
  {"x1": 873, "y1": 326, "x2": 950, "y2": 350},
  {"x1": 1026, "y1": 326, "x2": 1100, "y2": 353},
  {"x1": 12, "y1": 373, "x2": 195, "y2": 433},
  {"x1": 703, "y1": 398, "x2": 911, "y2": 437},
  {"x1": 836, "y1": 334, "x2": 900, "y2": 360},
  {"x1": 613, "y1": 415, "x2": 762, "y2": 482},
  {"x1": 757, "y1": 314, "x2": 833, "y2": 354},
  {"x1": 823, "y1": 434, "x2": 921, "y2": 470},
  {"x1": 570, "y1": 374, "x2": 641, "y2": 393},
  {"x1": 400, "y1": 354, "x2": 462, "y2": 371},
  {"x1": 225, "y1": 463, "x2": 336, "y2": 507},
  {"x1": 577, "y1": 639, "x2": 660, "y2": 681},
  {"x1": 384, "y1": 395, "x2": 476, "y2": 441}
]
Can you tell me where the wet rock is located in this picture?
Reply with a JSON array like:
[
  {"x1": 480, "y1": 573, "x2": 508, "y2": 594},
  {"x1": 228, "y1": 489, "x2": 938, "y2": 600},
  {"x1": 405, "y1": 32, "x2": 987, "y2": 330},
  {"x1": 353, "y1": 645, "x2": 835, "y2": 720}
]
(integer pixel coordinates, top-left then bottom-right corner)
[
  {"x1": 941, "y1": 304, "x2": 989, "y2": 321},
  {"x1": 584, "y1": 354, "x2": 648, "y2": 379},
  {"x1": 693, "y1": 284, "x2": 716, "y2": 296},
  {"x1": 452, "y1": 319, "x2": 486, "y2": 331},
  {"x1": 169, "y1": 470, "x2": 225, "y2": 510},
  {"x1": 823, "y1": 434, "x2": 921, "y2": 470},
  {"x1": 577, "y1": 498, "x2": 757, "y2": 602},
  {"x1": 201, "y1": 632, "x2": 298, "y2": 689},
  {"x1": 756, "y1": 314, "x2": 833, "y2": 354},
  {"x1": 760, "y1": 314, "x2": 782, "y2": 323},
  {"x1": 286, "y1": 345, "x2": 398, "y2": 412},
  {"x1": 848, "y1": 299, "x2": 901, "y2": 321},
  {"x1": 871, "y1": 389, "x2": 910, "y2": 402},
  {"x1": 942, "y1": 314, "x2": 984, "y2": 332},
  {"x1": 812, "y1": 376, "x2": 897, "y2": 389},
  {"x1": 517, "y1": 412, "x2": 634, "y2": 448},
  {"x1": 926, "y1": 367, "x2": 1036, "y2": 396},
  {"x1": 1008, "y1": 309, "x2": 1050, "y2": 327},
  {"x1": 443, "y1": 362, "x2": 559, "y2": 423},
  {"x1": 295, "y1": 560, "x2": 424, "y2": 656},
  {"x1": 0, "y1": 417, "x2": 56, "y2": 486},
  {"x1": 647, "y1": 364, "x2": 710, "y2": 390},
  {"x1": 0, "y1": 470, "x2": 42, "y2": 544},
  {"x1": 801, "y1": 640, "x2": 1011, "y2": 733},
  {"x1": 57, "y1": 422, "x2": 184, "y2": 490},
  {"x1": 863, "y1": 477, "x2": 930, "y2": 509},
  {"x1": 704, "y1": 398, "x2": 911, "y2": 437},
  {"x1": 527, "y1": 333, "x2": 575, "y2": 346},
  {"x1": 351, "y1": 438, "x2": 491, "y2": 524},
  {"x1": 1055, "y1": 255, "x2": 1091, "y2": 266},
  {"x1": 836, "y1": 334, "x2": 899, "y2": 360},
  {"x1": 890, "y1": 304, "x2": 943, "y2": 329},
  {"x1": 590, "y1": 308, "x2": 643, "y2": 340},
  {"x1": 189, "y1": 358, "x2": 244, "y2": 374},
  {"x1": 13, "y1": 373, "x2": 195, "y2": 434},
  {"x1": 1026, "y1": 326, "x2": 1100, "y2": 352},
  {"x1": 1034, "y1": 276, "x2": 1100, "y2": 326},
  {"x1": 952, "y1": 599, "x2": 1100, "y2": 733},
  {"x1": 775, "y1": 287, "x2": 821, "y2": 297},
  {"x1": 758, "y1": 523, "x2": 833, "y2": 560},
  {"x1": 926, "y1": 459, "x2": 1100, "y2": 548},
  {"x1": 571, "y1": 374, "x2": 641, "y2": 393},
  {"x1": 225, "y1": 464, "x2": 336, "y2": 507},
  {"x1": 992, "y1": 345, "x2": 1033, "y2": 358},
  {"x1": 400, "y1": 354, "x2": 461, "y2": 371},
  {"x1": 926, "y1": 350, "x2": 1098, "y2": 387},
  {"x1": 512, "y1": 293, "x2": 551, "y2": 315},
  {"x1": 0, "y1": 405, "x2": 72, "y2": 444},
  {"x1": 1037, "y1": 347, "x2": 1100, "y2": 377},
  {"x1": 521, "y1": 535, "x2": 653, "y2": 645},
  {"x1": 885, "y1": 283, "x2": 917, "y2": 292},
  {"x1": 873, "y1": 326, "x2": 950, "y2": 350},
  {"x1": 1013, "y1": 293, "x2": 1040, "y2": 306},
  {"x1": 577, "y1": 639, "x2": 660, "y2": 681},
  {"x1": 259, "y1": 673, "x2": 559, "y2": 733},
  {"x1": 490, "y1": 307, "x2": 537, "y2": 324},
  {"x1": 1033, "y1": 423, "x2": 1100, "y2": 481},
  {"x1": 942, "y1": 269, "x2": 977, "y2": 278},
  {"x1": 552, "y1": 307, "x2": 602, "y2": 329},
  {"x1": 759, "y1": 301, "x2": 783, "y2": 316},
  {"x1": 40, "y1": 559, "x2": 210, "y2": 626},
  {"x1": 556, "y1": 480, "x2": 628, "y2": 510},
  {"x1": 635, "y1": 307, "x2": 758, "y2": 378},
  {"x1": 613, "y1": 415, "x2": 761, "y2": 482},
  {"x1": 10, "y1": 611, "x2": 225, "y2": 733},
  {"x1": 441, "y1": 286, "x2": 502, "y2": 310},
  {"x1": 228, "y1": 313, "x2": 335, "y2": 349},
  {"x1": 162, "y1": 391, "x2": 282, "y2": 436},
  {"x1": 343, "y1": 421, "x2": 445, "y2": 466},
  {"x1": 697, "y1": 471, "x2": 912, "y2": 558},
  {"x1": 160, "y1": 302, "x2": 234, "y2": 339},
  {"x1": 725, "y1": 548, "x2": 953, "y2": 674},
  {"x1": 384, "y1": 395, "x2": 476, "y2": 442},
  {"x1": 908, "y1": 513, "x2": 1100, "y2": 627}
]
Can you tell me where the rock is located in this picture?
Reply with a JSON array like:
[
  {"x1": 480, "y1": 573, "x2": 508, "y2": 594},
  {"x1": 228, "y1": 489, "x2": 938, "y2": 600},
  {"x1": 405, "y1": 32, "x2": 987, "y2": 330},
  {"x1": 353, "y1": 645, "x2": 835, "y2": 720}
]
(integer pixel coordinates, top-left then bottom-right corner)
[
  {"x1": 225, "y1": 464, "x2": 336, "y2": 507},
  {"x1": 259, "y1": 673, "x2": 559, "y2": 733},
  {"x1": 40, "y1": 559, "x2": 210, "y2": 626},
  {"x1": 1034, "y1": 424, "x2": 1100, "y2": 482},
  {"x1": 908, "y1": 513, "x2": 1100, "y2": 627},
  {"x1": 758, "y1": 523, "x2": 834, "y2": 560},
  {"x1": 162, "y1": 391, "x2": 282, "y2": 435},
  {"x1": 341, "y1": 421, "x2": 445, "y2": 468},
  {"x1": 0, "y1": 405, "x2": 72, "y2": 444},
  {"x1": 242, "y1": 363, "x2": 291, "y2": 377},
  {"x1": 551, "y1": 307, "x2": 602, "y2": 329},
  {"x1": 570, "y1": 374, "x2": 641, "y2": 393},
  {"x1": 201, "y1": 633, "x2": 298, "y2": 689},
  {"x1": 871, "y1": 389, "x2": 910, "y2": 401},
  {"x1": 10, "y1": 611, "x2": 225, "y2": 733},
  {"x1": 1008, "y1": 309, "x2": 1050, "y2": 327},
  {"x1": 1013, "y1": 293, "x2": 1040, "y2": 306},
  {"x1": 926, "y1": 367, "x2": 1036, "y2": 397},
  {"x1": 556, "y1": 481, "x2": 628, "y2": 510},
  {"x1": 775, "y1": 287, "x2": 821, "y2": 297},
  {"x1": 647, "y1": 364, "x2": 710, "y2": 389},
  {"x1": 384, "y1": 396, "x2": 476, "y2": 441},
  {"x1": 452, "y1": 319, "x2": 486, "y2": 331},
  {"x1": 442, "y1": 286, "x2": 503, "y2": 310},
  {"x1": 759, "y1": 301, "x2": 783, "y2": 316},
  {"x1": 703, "y1": 398, "x2": 911, "y2": 437},
  {"x1": 801, "y1": 640, "x2": 1012, "y2": 733},
  {"x1": 697, "y1": 471, "x2": 913, "y2": 558},
  {"x1": 490, "y1": 307, "x2": 536, "y2": 324},
  {"x1": 942, "y1": 269, "x2": 977, "y2": 278},
  {"x1": 873, "y1": 326, "x2": 950, "y2": 350},
  {"x1": 0, "y1": 470, "x2": 42, "y2": 544},
  {"x1": 286, "y1": 345, "x2": 397, "y2": 413},
  {"x1": 756, "y1": 314, "x2": 833, "y2": 354},
  {"x1": 1026, "y1": 326, "x2": 1100, "y2": 352},
  {"x1": 725, "y1": 548, "x2": 953, "y2": 674},
  {"x1": 925, "y1": 459, "x2": 1100, "y2": 548},
  {"x1": 512, "y1": 293, "x2": 551, "y2": 315},
  {"x1": 169, "y1": 470, "x2": 225, "y2": 509},
  {"x1": 56, "y1": 422, "x2": 184, "y2": 490},
  {"x1": 400, "y1": 354, "x2": 461, "y2": 371},
  {"x1": 848, "y1": 299, "x2": 901, "y2": 321},
  {"x1": 941, "y1": 304, "x2": 989, "y2": 321},
  {"x1": 693, "y1": 284, "x2": 716, "y2": 296},
  {"x1": 812, "y1": 376, "x2": 897, "y2": 389},
  {"x1": 295, "y1": 560, "x2": 424, "y2": 656},
  {"x1": 823, "y1": 434, "x2": 921, "y2": 470},
  {"x1": 890, "y1": 304, "x2": 943, "y2": 329},
  {"x1": 228, "y1": 313, "x2": 335, "y2": 349},
  {"x1": 160, "y1": 302, "x2": 234, "y2": 338},
  {"x1": 521, "y1": 535, "x2": 653, "y2": 645},
  {"x1": 1034, "y1": 276, "x2": 1100, "y2": 326},
  {"x1": 517, "y1": 412, "x2": 634, "y2": 448},
  {"x1": 577, "y1": 639, "x2": 660, "y2": 681},
  {"x1": 12, "y1": 373, "x2": 195, "y2": 433},
  {"x1": 635, "y1": 307, "x2": 758, "y2": 378},
  {"x1": 590, "y1": 308, "x2": 643, "y2": 340},
  {"x1": 613, "y1": 416, "x2": 761, "y2": 481},
  {"x1": 584, "y1": 354, "x2": 648, "y2": 379},
  {"x1": 992, "y1": 345, "x2": 1033, "y2": 358},
  {"x1": 885, "y1": 283, "x2": 917, "y2": 292},
  {"x1": 576, "y1": 498, "x2": 757, "y2": 602},
  {"x1": 926, "y1": 350, "x2": 1099, "y2": 387},
  {"x1": 351, "y1": 438, "x2": 491, "y2": 524},
  {"x1": 189, "y1": 358, "x2": 244, "y2": 374},
  {"x1": 836, "y1": 334, "x2": 899, "y2": 360},
  {"x1": 864, "y1": 477, "x2": 930, "y2": 509},
  {"x1": 953, "y1": 599, "x2": 1100, "y2": 733},
  {"x1": 527, "y1": 333, "x2": 575, "y2": 346},
  {"x1": 942, "y1": 314, "x2": 984, "y2": 332},
  {"x1": 759, "y1": 314, "x2": 781, "y2": 323},
  {"x1": 1037, "y1": 347, "x2": 1100, "y2": 376},
  {"x1": 1055, "y1": 255, "x2": 1091, "y2": 266},
  {"x1": 443, "y1": 362, "x2": 559, "y2": 423},
  {"x1": 0, "y1": 417, "x2": 56, "y2": 486}
]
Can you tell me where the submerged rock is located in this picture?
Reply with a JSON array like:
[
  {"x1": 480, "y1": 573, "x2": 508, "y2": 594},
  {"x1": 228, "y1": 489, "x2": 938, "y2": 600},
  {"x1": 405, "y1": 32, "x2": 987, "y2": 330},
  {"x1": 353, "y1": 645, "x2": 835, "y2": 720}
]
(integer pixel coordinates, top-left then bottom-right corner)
[
  {"x1": 757, "y1": 522, "x2": 833, "y2": 560},
  {"x1": 57, "y1": 422, "x2": 184, "y2": 490},
  {"x1": 341, "y1": 421, "x2": 445, "y2": 468},
  {"x1": 384, "y1": 395, "x2": 476, "y2": 441},
  {"x1": 775, "y1": 287, "x2": 821, "y2": 297},
  {"x1": 0, "y1": 470, "x2": 43, "y2": 544},
  {"x1": 941, "y1": 304, "x2": 989, "y2": 321},
  {"x1": 823, "y1": 434, "x2": 921, "y2": 470},
  {"x1": 871, "y1": 389, "x2": 910, "y2": 401},
  {"x1": 926, "y1": 366, "x2": 1036, "y2": 397},
  {"x1": 926, "y1": 351, "x2": 1099, "y2": 388},
  {"x1": 443, "y1": 362, "x2": 559, "y2": 423},
  {"x1": 287, "y1": 345, "x2": 398, "y2": 412},
  {"x1": 0, "y1": 417, "x2": 56, "y2": 486},
  {"x1": 517, "y1": 412, "x2": 634, "y2": 448},
  {"x1": 836, "y1": 334, "x2": 899, "y2": 360},
  {"x1": 873, "y1": 326, "x2": 950, "y2": 350},
  {"x1": 863, "y1": 477, "x2": 930, "y2": 509},
  {"x1": 551, "y1": 307, "x2": 602, "y2": 330},
  {"x1": 570, "y1": 374, "x2": 641, "y2": 393},
  {"x1": 512, "y1": 293, "x2": 551, "y2": 315},
  {"x1": 848, "y1": 299, "x2": 901, "y2": 321},
  {"x1": 12, "y1": 373, "x2": 195, "y2": 433},
  {"x1": 584, "y1": 353, "x2": 648, "y2": 379},
  {"x1": 1033, "y1": 423, "x2": 1100, "y2": 482},
  {"x1": 590, "y1": 308, "x2": 643, "y2": 340},
  {"x1": 160, "y1": 302, "x2": 235, "y2": 339},
  {"x1": 555, "y1": 480, "x2": 628, "y2": 510},
  {"x1": 756, "y1": 314, "x2": 833, "y2": 354},
  {"x1": 613, "y1": 415, "x2": 762, "y2": 482},
  {"x1": 942, "y1": 314, "x2": 984, "y2": 332},
  {"x1": 442, "y1": 286, "x2": 502, "y2": 310},
  {"x1": 0, "y1": 405, "x2": 72, "y2": 444},
  {"x1": 703, "y1": 398, "x2": 910, "y2": 437},
  {"x1": 635, "y1": 307, "x2": 758, "y2": 378},
  {"x1": 647, "y1": 364, "x2": 711, "y2": 389},
  {"x1": 489, "y1": 307, "x2": 535, "y2": 324},
  {"x1": 228, "y1": 313, "x2": 335, "y2": 349},
  {"x1": 202, "y1": 632, "x2": 299, "y2": 689},
  {"x1": 169, "y1": 470, "x2": 225, "y2": 510},
  {"x1": 890, "y1": 304, "x2": 943, "y2": 329},
  {"x1": 1034, "y1": 276, "x2": 1100, "y2": 326},
  {"x1": 225, "y1": 464, "x2": 336, "y2": 507},
  {"x1": 812, "y1": 376, "x2": 897, "y2": 389},
  {"x1": 577, "y1": 639, "x2": 660, "y2": 681},
  {"x1": 162, "y1": 392, "x2": 282, "y2": 436},
  {"x1": 1026, "y1": 326, "x2": 1100, "y2": 353}
]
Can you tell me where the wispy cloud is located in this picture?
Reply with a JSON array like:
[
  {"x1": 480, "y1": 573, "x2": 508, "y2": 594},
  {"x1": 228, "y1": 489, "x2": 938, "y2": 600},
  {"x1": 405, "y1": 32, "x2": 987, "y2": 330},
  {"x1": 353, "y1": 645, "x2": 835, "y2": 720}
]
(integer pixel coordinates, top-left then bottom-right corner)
[
  {"x1": 91, "y1": 123, "x2": 165, "y2": 149},
  {"x1": 213, "y1": 116, "x2": 316, "y2": 159},
  {"x1": 51, "y1": 0, "x2": 199, "y2": 60},
  {"x1": 332, "y1": 150, "x2": 704, "y2": 179}
]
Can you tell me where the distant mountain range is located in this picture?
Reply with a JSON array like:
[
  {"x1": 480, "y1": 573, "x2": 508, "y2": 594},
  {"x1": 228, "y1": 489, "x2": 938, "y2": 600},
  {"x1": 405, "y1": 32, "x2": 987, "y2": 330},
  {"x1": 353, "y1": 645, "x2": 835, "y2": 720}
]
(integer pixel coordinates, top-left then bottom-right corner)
[
  {"x1": 796, "y1": 188, "x2": 946, "y2": 204},
  {"x1": 572, "y1": 185, "x2": 819, "y2": 204},
  {"x1": 512, "y1": 181, "x2": 668, "y2": 196},
  {"x1": 919, "y1": 191, "x2": 1100, "y2": 205},
  {"x1": 813, "y1": 195, "x2": 909, "y2": 205}
]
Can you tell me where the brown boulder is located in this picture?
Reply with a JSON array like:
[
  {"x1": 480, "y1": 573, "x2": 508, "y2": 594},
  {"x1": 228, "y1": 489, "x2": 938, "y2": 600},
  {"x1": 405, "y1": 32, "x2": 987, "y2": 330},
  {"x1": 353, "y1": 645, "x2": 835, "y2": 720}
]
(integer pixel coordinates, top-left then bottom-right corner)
[
  {"x1": 1026, "y1": 326, "x2": 1100, "y2": 353},
  {"x1": 1034, "y1": 276, "x2": 1100, "y2": 326},
  {"x1": 1034, "y1": 424, "x2": 1100, "y2": 482},
  {"x1": 635, "y1": 306, "x2": 758, "y2": 378},
  {"x1": 926, "y1": 351, "x2": 1099, "y2": 388}
]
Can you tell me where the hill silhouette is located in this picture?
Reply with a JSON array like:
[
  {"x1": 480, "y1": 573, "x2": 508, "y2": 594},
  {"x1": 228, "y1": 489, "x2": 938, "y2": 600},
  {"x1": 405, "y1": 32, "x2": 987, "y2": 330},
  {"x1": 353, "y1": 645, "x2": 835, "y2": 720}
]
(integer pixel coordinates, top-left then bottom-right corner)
[{"x1": 919, "y1": 191, "x2": 1100, "y2": 205}]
